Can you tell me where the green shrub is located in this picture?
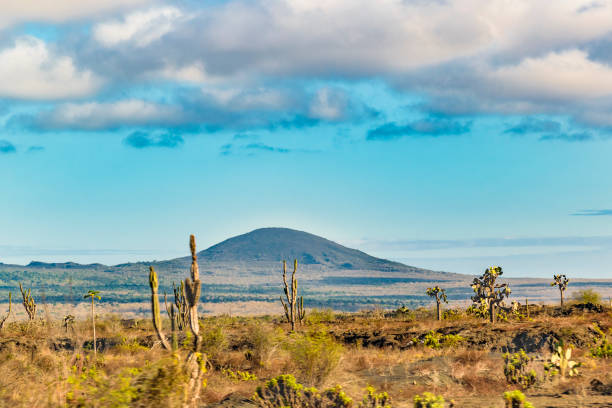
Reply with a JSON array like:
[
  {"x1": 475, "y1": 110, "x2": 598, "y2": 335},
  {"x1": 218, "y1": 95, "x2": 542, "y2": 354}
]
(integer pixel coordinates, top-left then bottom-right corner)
[
  {"x1": 306, "y1": 308, "x2": 335, "y2": 325},
  {"x1": 199, "y1": 325, "x2": 227, "y2": 365},
  {"x1": 503, "y1": 350, "x2": 537, "y2": 389},
  {"x1": 253, "y1": 374, "x2": 352, "y2": 408},
  {"x1": 591, "y1": 323, "x2": 612, "y2": 358},
  {"x1": 503, "y1": 390, "x2": 534, "y2": 408},
  {"x1": 285, "y1": 328, "x2": 343, "y2": 385},
  {"x1": 423, "y1": 331, "x2": 465, "y2": 349},
  {"x1": 246, "y1": 322, "x2": 282, "y2": 368},
  {"x1": 413, "y1": 392, "x2": 445, "y2": 408},
  {"x1": 573, "y1": 289, "x2": 602, "y2": 304},
  {"x1": 359, "y1": 385, "x2": 391, "y2": 407}
]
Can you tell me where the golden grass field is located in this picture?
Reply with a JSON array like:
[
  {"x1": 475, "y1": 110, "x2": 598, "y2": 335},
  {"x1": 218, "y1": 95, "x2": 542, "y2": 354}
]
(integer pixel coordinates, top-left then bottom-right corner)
[{"x1": 0, "y1": 300, "x2": 610, "y2": 407}]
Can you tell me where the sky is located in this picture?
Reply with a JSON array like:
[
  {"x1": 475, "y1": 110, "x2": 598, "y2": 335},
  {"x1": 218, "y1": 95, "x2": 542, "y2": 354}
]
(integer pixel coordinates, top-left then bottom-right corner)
[{"x1": 1, "y1": 0, "x2": 612, "y2": 278}]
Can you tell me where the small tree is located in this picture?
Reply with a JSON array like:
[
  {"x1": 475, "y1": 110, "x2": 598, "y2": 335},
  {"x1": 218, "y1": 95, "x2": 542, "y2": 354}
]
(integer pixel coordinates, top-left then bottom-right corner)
[
  {"x1": 426, "y1": 286, "x2": 447, "y2": 321},
  {"x1": 551, "y1": 274, "x2": 569, "y2": 307},
  {"x1": 84, "y1": 290, "x2": 101, "y2": 358},
  {"x1": 280, "y1": 259, "x2": 305, "y2": 332},
  {"x1": 471, "y1": 266, "x2": 511, "y2": 323}
]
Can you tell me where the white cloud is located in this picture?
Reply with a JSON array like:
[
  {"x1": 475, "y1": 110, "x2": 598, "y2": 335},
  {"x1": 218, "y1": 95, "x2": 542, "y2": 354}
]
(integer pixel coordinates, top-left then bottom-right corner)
[
  {"x1": 94, "y1": 7, "x2": 184, "y2": 47},
  {"x1": 309, "y1": 88, "x2": 346, "y2": 120},
  {"x1": 0, "y1": 37, "x2": 101, "y2": 100},
  {"x1": 0, "y1": 0, "x2": 151, "y2": 29},
  {"x1": 491, "y1": 50, "x2": 612, "y2": 101},
  {"x1": 42, "y1": 99, "x2": 181, "y2": 130}
]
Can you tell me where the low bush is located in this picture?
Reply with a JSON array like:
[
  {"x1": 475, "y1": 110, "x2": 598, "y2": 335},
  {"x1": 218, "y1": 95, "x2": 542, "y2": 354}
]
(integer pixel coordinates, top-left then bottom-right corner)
[
  {"x1": 284, "y1": 327, "x2": 343, "y2": 385},
  {"x1": 573, "y1": 289, "x2": 602, "y2": 305},
  {"x1": 503, "y1": 350, "x2": 537, "y2": 389}
]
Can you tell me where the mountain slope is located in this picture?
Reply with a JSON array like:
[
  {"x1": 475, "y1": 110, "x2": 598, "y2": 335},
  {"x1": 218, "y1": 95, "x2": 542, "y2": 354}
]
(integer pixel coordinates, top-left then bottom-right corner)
[{"x1": 197, "y1": 227, "x2": 426, "y2": 272}]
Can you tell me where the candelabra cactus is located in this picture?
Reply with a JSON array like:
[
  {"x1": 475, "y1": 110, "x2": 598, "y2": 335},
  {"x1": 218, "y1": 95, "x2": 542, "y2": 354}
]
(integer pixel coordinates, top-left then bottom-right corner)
[
  {"x1": 148, "y1": 234, "x2": 205, "y2": 408},
  {"x1": 19, "y1": 283, "x2": 37, "y2": 321},
  {"x1": 471, "y1": 266, "x2": 511, "y2": 323},
  {"x1": 165, "y1": 281, "x2": 188, "y2": 330},
  {"x1": 0, "y1": 292, "x2": 11, "y2": 330},
  {"x1": 551, "y1": 274, "x2": 569, "y2": 307},
  {"x1": 280, "y1": 259, "x2": 305, "y2": 331},
  {"x1": 426, "y1": 286, "x2": 447, "y2": 321}
]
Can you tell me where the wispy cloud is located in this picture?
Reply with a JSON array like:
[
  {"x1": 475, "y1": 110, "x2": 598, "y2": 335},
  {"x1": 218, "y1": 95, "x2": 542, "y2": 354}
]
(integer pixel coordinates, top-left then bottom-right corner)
[
  {"x1": 26, "y1": 145, "x2": 45, "y2": 153},
  {"x1": 571, "y1": 209, "x2": 612, "y2": 216},
  {"x1": 367, "y1": 118, "x2": 471, "y2": 141},
  {"x1": 221, "y1": 142, "x2": 317, "y2": 156},
  {"x1": 504, "y1": 118, "x2": 562, "y2": 135},
  {"x1": 123, "y1": 131, "x2": 183, "y2": 149},
  {"x1": 539, "y1": 132, "x2": 594, "y2": 142},
  {"x1": 0, "y1": 140, "x2": 16, "y2": 154}
]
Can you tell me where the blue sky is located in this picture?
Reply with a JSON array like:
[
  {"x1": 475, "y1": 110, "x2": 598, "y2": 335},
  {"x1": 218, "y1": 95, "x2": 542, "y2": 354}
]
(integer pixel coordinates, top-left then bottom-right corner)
[{"x1": 1, "y1": 0, "x2": 612, "y2": 277}]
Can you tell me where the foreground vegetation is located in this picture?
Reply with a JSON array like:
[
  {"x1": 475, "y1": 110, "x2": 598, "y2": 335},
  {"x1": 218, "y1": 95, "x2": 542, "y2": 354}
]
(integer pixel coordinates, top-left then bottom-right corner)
[
  {"x1": 0, "y1": 302, "x2": 610, "y2": 407},
  {"x1": 0, "y1": 236, "x2": 611, "y2": 407}
]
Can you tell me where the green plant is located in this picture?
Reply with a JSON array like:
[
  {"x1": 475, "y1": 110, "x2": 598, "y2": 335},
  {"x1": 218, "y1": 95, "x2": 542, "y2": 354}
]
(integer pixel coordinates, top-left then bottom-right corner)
[
  {"x1": 413, "y1": 392, "x2": 445, "y2": 408},
  {"x1": 470, "y1": 266, "x2": 511, "y2": 323},
  {"x1": 253, "y1": 374, "x2": 352, "y2": 408},
  {"x1": 246, "y1": 322, "x2": 282, "y2": 368},
  {"x1": 285, "y1": 328, "x2": 343, "y2": 385},
  {"x1": 423, "y1": 331, "x2": 465, "y2": 349},
  {"x1": 442, "y1": 308, "x2": 461, "y2": 321},
  {"x1": 359, "y1": 385, "x2": 391, "y2": 407},
  {"x1": 573, "y1": 289, "x2": 602, "y2": 304},
  {"x1": 84, "y1": 290, "x2": 101, "y2": 358},
  {"x1": 306, "y1": 308, "x2": 335, "y2": 325},
  {"x1": 590, "y1": 323, "x2": 612, "y2": 358},
  {"x1": 200, "y1": 325, "x2": 227, "y2": 365},
  {"x1": 19, "y1": 283, "x2": 37, "y2": 321},
  {"x1": 280, "y1": 259, "x2": 306, "y2": 331},
  {"x1": 503, "y1": 349, "x2": 537, "y2": 389},
  {"x1": 0, "y1": 292, "x2": 11, "y2": 330},
  {"x1": 222, "y1": 368, "x2": 257, "y2": 381},
  {"x1": 544, "y1": 342, "x2": 580, "y2": 378},
  {"x1": 551, "y1": 274, "x2": 569, "y2": 307},
  {"x1": 503, "y1": 390, "x2": 534, "y2": 408},
  {"x1": 426, "y1": 286, "x2": 447, "y2": 321}
]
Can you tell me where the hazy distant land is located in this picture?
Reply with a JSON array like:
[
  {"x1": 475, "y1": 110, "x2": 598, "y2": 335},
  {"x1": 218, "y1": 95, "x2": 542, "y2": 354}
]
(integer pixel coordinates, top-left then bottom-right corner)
[{"x1": 1, "y1": 228, "x2": 611, "y2": 318}]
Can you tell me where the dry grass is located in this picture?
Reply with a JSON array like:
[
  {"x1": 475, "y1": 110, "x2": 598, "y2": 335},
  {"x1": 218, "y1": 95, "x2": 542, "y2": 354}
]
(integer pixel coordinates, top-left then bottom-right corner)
[{"x1": 0, "y1": 306, "x2": 610, "y2": 407}]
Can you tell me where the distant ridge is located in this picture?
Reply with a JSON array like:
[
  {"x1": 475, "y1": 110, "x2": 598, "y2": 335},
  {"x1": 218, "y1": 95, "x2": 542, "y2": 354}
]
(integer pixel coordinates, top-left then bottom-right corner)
[{"x1": 197, "y1": 227, "x2": 434, "y2": 273}]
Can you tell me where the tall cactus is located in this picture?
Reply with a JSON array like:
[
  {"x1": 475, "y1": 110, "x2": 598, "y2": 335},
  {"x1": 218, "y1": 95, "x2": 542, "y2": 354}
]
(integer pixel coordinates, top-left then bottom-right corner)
[
  {"x1": 149, "y1": 267, "x2": 171, "y2": 350},
  {"x1": 148, "y1": 234, "x2": 205, "y2": 408},
  {"x1": 0, "y1": 292, "x2": 11, "y2": 330},
  {"x1": 426, "y1": 286, "x2": 447, "y2": 321},
  {"x1": 19, "y1": 283, "x2": 37, "y2": 321},
  {"x1": 280, "y1": 259, "x2": 305, "y2": 331},
  {"x1": 551, "y1": 274, "x2": 569, "y2": 307},
  {"x1": 165, "y1": 281, "x2": 188, "y2": 330},
  {"x1": 471, "y1": 266, "x2": 511, "y2": 323}
]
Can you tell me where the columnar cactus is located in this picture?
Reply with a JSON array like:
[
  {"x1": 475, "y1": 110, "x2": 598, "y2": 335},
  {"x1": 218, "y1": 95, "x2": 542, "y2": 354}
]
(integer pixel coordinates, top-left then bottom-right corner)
[
  {"x1": 280, "y1": 259, "x2": 305, "y2": 331},
  {"x1": 426, "y1": 286, "x2": 447, "y2": 321},
  {"x1": 19, "y1": 283, "x2": 37, "y2": 321},
  {"x1": 148, "y1": 234, "x2": 205, "y2": 408},
  {"x1": 149, "y1": 267, "x2": 172, "y2": 350},
  {"x1": 0, "y1": 292, "x2": 11, "y2": 330},
  {"x1": 551, "y1": 274, "x2": 569, "y2": 307},
  {"x1": 471, "y1": 266, "x2": 511, "y2": 323}
]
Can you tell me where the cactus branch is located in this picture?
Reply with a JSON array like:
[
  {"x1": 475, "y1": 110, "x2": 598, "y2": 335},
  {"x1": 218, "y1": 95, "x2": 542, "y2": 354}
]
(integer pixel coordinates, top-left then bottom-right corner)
[
  {"x1": 19, "y1": 283, "x2": 37, "y2": 321},
  {"x1": 0, "y1": 292, "x2": 11, "y2": 330},
  {"x1": 149, "y1": 267, "x2": 171, "y2": 351}
]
